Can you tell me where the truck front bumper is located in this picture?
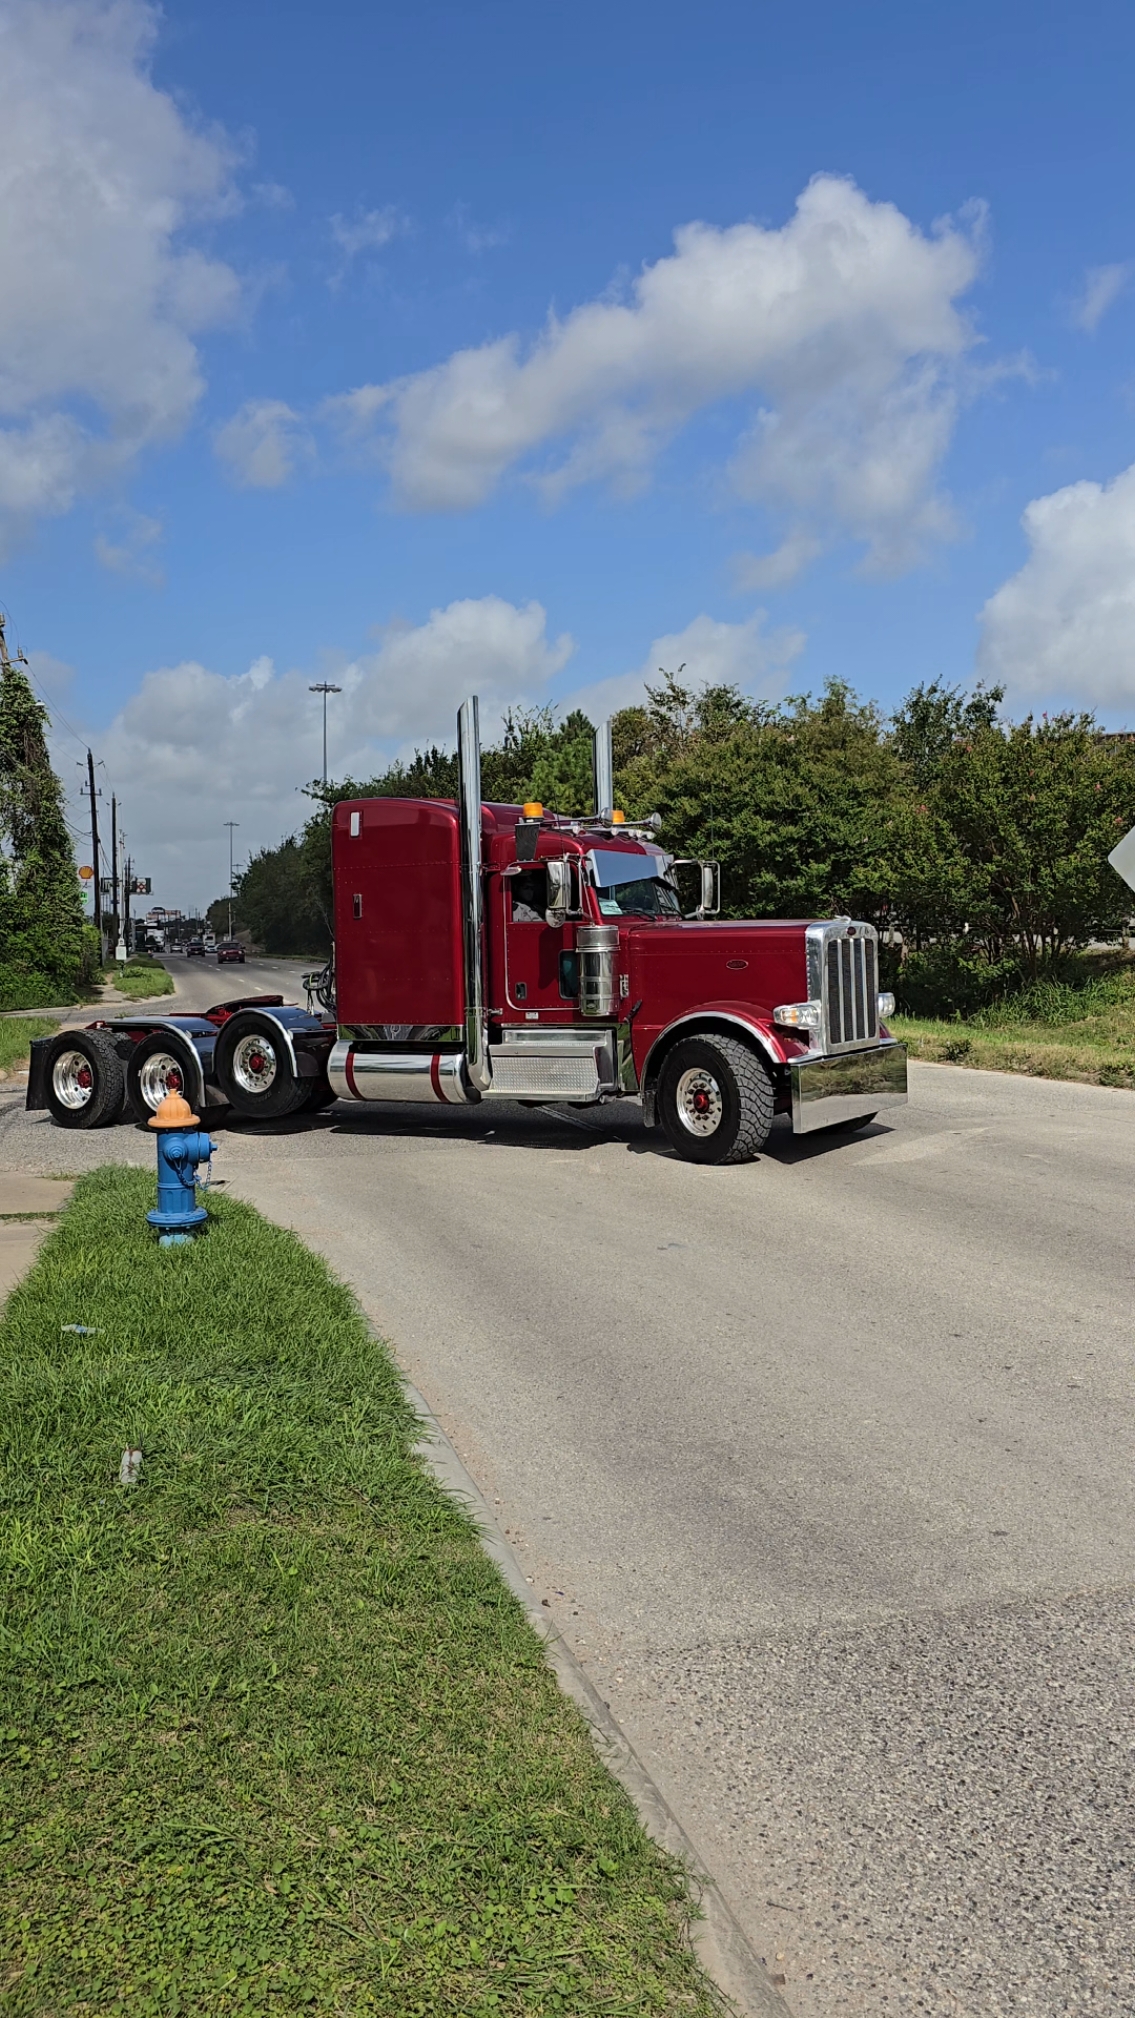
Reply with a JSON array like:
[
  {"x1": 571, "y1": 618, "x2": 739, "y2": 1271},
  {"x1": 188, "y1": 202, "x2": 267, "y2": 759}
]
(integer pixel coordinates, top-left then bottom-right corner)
[{"x1": 790, "y1": 1040, "x2": 907, "y2": 1134}]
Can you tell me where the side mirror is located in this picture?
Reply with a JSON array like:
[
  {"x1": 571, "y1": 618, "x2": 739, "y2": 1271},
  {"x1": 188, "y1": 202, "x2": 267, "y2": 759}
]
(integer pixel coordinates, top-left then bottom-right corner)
[
  {"x1": 698, "y1": 862, "x2": 720, "y2": 917},
  {"x1": 545, "y1": 858, "x2": 572, "y2": 924}
]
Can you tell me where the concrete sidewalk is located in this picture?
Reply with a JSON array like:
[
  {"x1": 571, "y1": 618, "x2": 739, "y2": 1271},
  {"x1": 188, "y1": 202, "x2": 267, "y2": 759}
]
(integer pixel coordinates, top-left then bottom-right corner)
[{"x1": 0, "y1": 1173, "x2": 74, "y2": 1301}]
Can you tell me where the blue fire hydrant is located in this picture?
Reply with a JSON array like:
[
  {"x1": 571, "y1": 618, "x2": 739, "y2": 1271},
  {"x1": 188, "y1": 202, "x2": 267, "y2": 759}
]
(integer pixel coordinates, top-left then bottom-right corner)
[{"x1": 147, "y1": 1092, "x2": 217, "y2": 1245}]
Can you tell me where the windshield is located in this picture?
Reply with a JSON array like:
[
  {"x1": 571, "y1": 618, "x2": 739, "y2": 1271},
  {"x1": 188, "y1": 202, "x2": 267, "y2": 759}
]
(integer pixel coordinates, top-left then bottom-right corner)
[{"x1": 595, "y1": 875, "x2": 681, "y2": 918}]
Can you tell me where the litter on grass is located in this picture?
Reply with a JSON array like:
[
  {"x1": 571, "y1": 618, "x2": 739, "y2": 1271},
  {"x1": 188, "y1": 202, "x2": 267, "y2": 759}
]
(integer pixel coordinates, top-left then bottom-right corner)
[
  {"x1": 61, "y1": 1324, "x2": 98, "y2": 1335},
  {"x1": 119, "y1": 1449, "x2": 143, "y2": 1486}
]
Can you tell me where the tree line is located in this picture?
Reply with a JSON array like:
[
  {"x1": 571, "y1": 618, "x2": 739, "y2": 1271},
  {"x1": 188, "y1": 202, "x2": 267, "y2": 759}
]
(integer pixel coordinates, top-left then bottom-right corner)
[
  {"x1": 225, "y1": 673, "x2": 1135, "y2": 1017},
  {"x1": 0, "y1": 630, "x2": 93, "y2": 1008}
]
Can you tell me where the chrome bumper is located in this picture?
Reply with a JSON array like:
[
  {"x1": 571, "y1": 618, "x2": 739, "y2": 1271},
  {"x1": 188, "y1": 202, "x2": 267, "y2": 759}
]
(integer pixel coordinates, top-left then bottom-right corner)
[{"x1": 790, "y1": 1041, "x2": 907, "y2": 1134}]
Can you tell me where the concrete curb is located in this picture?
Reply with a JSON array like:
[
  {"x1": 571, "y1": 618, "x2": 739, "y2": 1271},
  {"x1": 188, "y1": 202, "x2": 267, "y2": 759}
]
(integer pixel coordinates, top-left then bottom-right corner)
[{"x1": 404, "y1": 1374, "x2": 793, "y2": 2018}]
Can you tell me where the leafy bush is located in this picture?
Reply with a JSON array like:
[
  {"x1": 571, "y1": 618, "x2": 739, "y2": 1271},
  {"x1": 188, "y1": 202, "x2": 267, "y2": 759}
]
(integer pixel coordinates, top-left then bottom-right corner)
[
  {"x1": 0, "y1": 966, "x2": 68, "y2": 1010},
  {"x1": 893, "y1": 942, "x2": 1024, "y2": 1019},
  {"x1": 973, "y1": 967, "x2": 1135, "y2": 1028}
]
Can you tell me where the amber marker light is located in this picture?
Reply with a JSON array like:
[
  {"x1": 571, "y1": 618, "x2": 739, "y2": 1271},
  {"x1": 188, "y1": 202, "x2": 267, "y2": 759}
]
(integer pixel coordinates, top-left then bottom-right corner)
[
  {"x1": 611, "y1": 809, "x2": 625, "y2": 824},
  {"x1": 522, "y1": 801, "x2": 544, "y2": 817}
]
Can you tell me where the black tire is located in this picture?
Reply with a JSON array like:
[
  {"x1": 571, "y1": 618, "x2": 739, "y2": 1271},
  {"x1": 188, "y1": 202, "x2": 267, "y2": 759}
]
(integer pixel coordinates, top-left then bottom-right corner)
[
  {"x1": 300, "y1": 1075, "x2": 338, "y2": 1111},
  {"x1": 213, "y1": 1013, "x2": 310, "y2": 1120},
  {"x1": 657, "y1": 1033, "x2": 774, "y2": 1165},
  {"x1": 44, "y1": 1030, "x2": 125, "y2": 1130},
  {"x1": 125, "y1": 1031, "x2": 200, "y2": 1122}
]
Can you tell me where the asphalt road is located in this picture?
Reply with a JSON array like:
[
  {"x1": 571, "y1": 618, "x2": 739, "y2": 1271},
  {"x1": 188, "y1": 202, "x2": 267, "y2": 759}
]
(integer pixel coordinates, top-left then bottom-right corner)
[
  {"x1": 101, "y1": 950, "x2": 319, "y2": 1017},
  {"x1": 2, "y1": 1059, "x2": 1133, "y2": 2015}
]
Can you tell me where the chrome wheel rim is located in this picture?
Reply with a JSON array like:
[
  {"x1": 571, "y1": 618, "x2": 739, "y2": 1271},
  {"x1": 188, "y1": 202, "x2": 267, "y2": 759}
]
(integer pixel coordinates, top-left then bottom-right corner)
[
  {"x1": 232, "y1": 1033, "x2": 278, "y2": 1095},
  {"x1": 138, "y1": 1052, "x2": 185, "y2": 1111},
  {"x1": 52, "y1": 1050, "x2": 95, "y2": 1111},
  {"x1": 674, "y1": 1066, "x2": 722, "y2": 1137}
]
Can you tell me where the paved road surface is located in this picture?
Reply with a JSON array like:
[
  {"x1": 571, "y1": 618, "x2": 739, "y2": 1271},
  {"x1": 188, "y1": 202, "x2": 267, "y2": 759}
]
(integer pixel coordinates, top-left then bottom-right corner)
[
  {"x1": 89, "y1": 951, "x2": 319, "y2": 1018},
  {"x1": 2, "y1": 1061, "x2": 1132, "y2": 2015}
]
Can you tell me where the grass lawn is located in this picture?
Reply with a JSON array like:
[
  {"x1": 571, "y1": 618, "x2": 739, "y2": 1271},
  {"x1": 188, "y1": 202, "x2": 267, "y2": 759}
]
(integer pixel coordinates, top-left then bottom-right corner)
[
  {"x1": 0, "y1": 1016, "x2": 61, "y2": 1075},
  {"x1": 109, "y1": 961, "x2": 175, "y2": 1001},
  {"x1": 0, "y1": 1170, "x2": 720, "y2": 2018}
]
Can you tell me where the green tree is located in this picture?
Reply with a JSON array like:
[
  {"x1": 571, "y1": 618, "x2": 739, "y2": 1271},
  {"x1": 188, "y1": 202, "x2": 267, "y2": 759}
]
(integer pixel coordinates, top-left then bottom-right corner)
[
  {"x1": 0, "y1": 621, "x2": 89, "y2": 1001},
  {"x1": 233, "y1": 838, "x2": 331, "y2": 956},
  {"x1": 890, "y1": 678, "x2": 1004, "y2": 791},
  {"x1": 891, "y1": 712, "x2": 1135, "y2": 975},
  {"x1": 615, "y1": 676, "x2": 903, "y2": 922}
]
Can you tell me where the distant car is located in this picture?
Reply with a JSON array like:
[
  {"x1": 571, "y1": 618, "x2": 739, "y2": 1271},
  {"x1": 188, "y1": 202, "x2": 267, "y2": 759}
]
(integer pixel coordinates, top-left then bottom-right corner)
[
  {"x1": 216, "y1": 940, "x2": 246, "y2": 964},
  {"x1": 185, "y1": 939, "x2": 206, "y2": 957}
]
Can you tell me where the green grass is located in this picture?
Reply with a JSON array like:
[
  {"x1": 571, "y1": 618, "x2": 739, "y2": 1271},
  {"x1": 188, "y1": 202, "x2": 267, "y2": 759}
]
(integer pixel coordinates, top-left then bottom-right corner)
[
  {"x1": 893, "y1": 966, "x2": 1135, "y2": 1089},
  {"x1": 0, "y1": 1171, "x2": 719, "y2": 2018},
  {"x1": 0, "y1": 1016, "x2": 61, "y2": 1075},
  {"x1": 107, "y1": 960, "x2": 175, "y2": 1001}
]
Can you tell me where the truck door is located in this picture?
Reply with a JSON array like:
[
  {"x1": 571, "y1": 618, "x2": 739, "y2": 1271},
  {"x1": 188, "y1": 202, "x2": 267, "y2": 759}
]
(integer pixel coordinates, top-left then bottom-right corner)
[{"x1": 502, "y1": 866, "x2": 578, "y2": 1019}]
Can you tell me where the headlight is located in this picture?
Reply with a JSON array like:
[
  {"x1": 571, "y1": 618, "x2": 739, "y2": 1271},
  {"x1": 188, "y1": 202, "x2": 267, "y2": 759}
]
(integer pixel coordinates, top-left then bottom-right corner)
[
  {"x1": 878, "y1": 991, "x2": 895, "y2": 1020},
  {"x1": 773, "y1": 1001, "x2": 822, "y2": 1030}
]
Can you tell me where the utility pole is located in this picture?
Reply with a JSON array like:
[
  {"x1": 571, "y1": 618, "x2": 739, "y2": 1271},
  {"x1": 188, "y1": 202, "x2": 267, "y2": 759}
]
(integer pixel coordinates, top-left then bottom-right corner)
[
  {"x1": 109, "y1": 795, "x2": 119, "y2": 952},
  {"x1": 224, "y1": 821, "x2": 239, "y2": 939},
  {"x1": 85, "y1": 750, "x2": 103, "y2": 944},
  {"x1": 309, "y1": 682, "x2": 342, "y2": 786},
  {"x1": 123, "y1": 855, "x2": 132, "y2": 958}
]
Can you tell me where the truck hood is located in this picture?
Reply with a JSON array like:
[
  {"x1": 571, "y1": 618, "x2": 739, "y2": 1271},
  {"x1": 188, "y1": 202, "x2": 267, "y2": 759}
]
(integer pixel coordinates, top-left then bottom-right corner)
[{"x1": 621, "y1": 916, "x2": 813, "y2": 1041}]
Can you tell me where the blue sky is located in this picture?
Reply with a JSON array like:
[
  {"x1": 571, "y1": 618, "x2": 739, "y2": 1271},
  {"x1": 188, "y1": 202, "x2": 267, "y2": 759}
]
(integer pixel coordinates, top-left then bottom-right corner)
[{"x1": 2, "y1": 0, "x2": 1135, "y2": 908}]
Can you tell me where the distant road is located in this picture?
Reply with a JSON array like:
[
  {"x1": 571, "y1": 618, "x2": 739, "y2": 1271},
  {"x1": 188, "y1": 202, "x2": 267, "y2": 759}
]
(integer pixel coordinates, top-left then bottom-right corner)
[{"x1": 151, "y1": 951, "x2": 320, "y2": 1015}]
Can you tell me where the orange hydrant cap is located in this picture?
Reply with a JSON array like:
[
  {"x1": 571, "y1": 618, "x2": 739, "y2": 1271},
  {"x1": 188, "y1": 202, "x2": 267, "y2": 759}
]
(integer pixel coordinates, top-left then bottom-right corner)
[{"x1": 148, "y1": 1091, "x2": 201, "y2": 1129}]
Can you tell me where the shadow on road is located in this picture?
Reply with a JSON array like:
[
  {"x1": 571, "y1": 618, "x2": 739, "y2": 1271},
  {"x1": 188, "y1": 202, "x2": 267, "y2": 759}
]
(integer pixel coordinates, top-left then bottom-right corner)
[{"x1": 204, "y1": 1099, "x2": 900, "y2": 1162}]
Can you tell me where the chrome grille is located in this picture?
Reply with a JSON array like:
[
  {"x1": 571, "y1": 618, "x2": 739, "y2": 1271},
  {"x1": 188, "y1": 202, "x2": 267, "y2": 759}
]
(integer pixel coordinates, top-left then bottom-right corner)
[{"x1": 822, "y1": 929, "x2": 878, "y2": 1051}]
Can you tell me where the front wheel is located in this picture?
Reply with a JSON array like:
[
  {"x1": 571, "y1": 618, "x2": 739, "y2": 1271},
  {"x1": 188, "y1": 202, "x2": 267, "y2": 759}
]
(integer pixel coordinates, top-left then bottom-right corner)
[
  {"x1": 657, "y1": 1034, "x2": 774, "y2": 1165},
  {"x1": 44, "y1": 1031, "x2": 125, "y2": 1129},
  {"x1": 213, "y1": 1014, "x2": 310, "y2": 1120}
]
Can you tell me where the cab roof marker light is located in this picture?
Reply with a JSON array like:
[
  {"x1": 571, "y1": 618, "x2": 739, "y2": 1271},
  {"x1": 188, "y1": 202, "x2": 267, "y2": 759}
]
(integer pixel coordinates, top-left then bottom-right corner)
[{"x1": 773, "y1": 1001, "x2": 822, "y2": 1029}]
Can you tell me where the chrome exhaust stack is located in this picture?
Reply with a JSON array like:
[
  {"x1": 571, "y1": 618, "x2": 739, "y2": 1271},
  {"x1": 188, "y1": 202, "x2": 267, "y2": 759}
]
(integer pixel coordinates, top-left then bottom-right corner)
[
  {"x1": 594, "y1": 718, "x2": 614, "y2": 821},
  {"x1": 457, "y1": 696, "x2": 491, "y2": 1094}
]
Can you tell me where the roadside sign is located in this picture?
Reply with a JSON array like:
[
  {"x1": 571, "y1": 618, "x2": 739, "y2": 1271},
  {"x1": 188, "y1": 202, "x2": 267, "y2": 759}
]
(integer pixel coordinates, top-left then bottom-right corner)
[
  {"x1": 78, "y1": 864, "x2": 93, "y2": 880},
  {"x1": 1108, "y1": 826, "x2": 1135, "y2": 894}
]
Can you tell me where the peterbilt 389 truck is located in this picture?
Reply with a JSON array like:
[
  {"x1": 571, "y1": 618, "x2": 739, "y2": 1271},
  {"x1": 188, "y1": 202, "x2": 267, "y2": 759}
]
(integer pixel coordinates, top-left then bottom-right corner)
[{"x1": 28, "y1": 698, "x2": 906, "y2": 1163}]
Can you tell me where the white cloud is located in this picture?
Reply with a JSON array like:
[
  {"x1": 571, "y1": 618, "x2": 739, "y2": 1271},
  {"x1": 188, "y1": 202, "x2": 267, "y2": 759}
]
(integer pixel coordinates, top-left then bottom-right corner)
[
  {"x1": 448, "y1": 203, "x2": 510, "y2": 255},
  {"x1": 1071, "y1": 263, "x2": 1131, "y2": 334},
  {"x1": 0, "y1": 0, "x2": 242, "y2": 539},
  {"x1": 732, "y1": 529, "x2": 824, "y2": 590},
  {"x1": 93, "y1": 509, "x2": 163, "y2": 583},
  {"x1": 62, "y1": 598, "x2": 805, "y2": 908},
  {"x1": 327, "y1": 175, "x2": 982, "y2": 572},
  {"x1": 977, "y1": 461, "x2": 1135, "y2": 706},
  {"x1": 328, "y1": 205, "x2": 407, "y2": 285},
  {"x1": 563, "y1": 610, "x2": 805, "y2": 723},
  {"x1": 77, "y1": 598, "x2": 574, "y2": 907},
  {"x1": 214, "y1": 399, "x2": 311, "y2": 488}
]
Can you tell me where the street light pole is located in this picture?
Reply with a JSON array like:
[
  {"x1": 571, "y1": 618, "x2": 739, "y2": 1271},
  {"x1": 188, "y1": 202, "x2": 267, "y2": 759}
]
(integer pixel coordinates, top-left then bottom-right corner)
[
  {"x1": 309, "y1": 682, "x2": 342, "y2": 786},
  {"x1": 224, "y1": 821, "x2": 239, "y2": 940}
]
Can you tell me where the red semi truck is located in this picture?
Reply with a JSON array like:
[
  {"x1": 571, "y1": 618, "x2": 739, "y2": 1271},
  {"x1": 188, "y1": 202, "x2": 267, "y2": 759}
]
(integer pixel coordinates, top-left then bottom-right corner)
[{"x1": 28, "y1": 698, "x2": 906, "y2": 1163}]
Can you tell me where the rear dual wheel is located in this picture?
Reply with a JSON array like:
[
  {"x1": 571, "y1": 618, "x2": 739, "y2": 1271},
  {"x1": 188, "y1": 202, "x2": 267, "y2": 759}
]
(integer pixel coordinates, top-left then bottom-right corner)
[
  {"x1": 125, "y1": 1032, "x2": 205, "y2": 1122},
  {"x1": 213, "y1": 1016, "x2": 314, "y2": 1120},
  {"x1": 45, "y1": 1031, "x2": 125, "y2": 1129}
]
